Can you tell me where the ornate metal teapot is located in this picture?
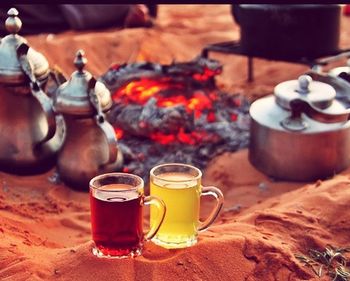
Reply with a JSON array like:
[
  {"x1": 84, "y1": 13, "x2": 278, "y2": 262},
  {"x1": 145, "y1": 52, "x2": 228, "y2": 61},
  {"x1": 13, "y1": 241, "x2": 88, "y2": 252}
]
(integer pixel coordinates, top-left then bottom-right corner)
[
  {"x1": 53, "y1": 50, "x2": 123, "y2": 190},
  {"x1": 0, "y1": 8, "x2": 64, "y2": 174}
]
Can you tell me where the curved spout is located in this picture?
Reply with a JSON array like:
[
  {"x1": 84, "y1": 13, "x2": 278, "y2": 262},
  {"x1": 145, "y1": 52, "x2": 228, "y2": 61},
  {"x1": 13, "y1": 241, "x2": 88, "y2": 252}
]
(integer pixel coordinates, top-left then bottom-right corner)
[
  {"x1": 17, "y1": 42, "x2": 56, "y2": 146},
  {"x1": 88, "y1": 77, "x2": 118, "y2": 165}
]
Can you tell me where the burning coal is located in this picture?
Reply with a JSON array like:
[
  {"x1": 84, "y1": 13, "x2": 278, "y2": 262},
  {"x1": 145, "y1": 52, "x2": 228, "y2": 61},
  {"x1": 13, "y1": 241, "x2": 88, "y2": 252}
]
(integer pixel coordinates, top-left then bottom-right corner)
[{"x1": 100, "y1": 56, "x2": 251, "y2": 181}]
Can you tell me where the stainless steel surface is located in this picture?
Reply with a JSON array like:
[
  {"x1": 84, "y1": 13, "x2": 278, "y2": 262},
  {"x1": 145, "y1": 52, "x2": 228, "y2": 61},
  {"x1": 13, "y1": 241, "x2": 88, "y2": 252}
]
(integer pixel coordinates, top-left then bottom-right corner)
[
  {"x1": 0, "y1": 85, "x2": 64, "y2": 174},
  {"x1": 249, "y1": 73, "x2": 350, "y2": 181},
  {"x1": 249, "y1": 118, "x2": 350, "y2": 181},
  {"x1": 306, "y1": 71, "x2": 350, "y2": 98},
  {"x1": 17, "y1": 42, "x2": 56, "y2": 144},
  {"x1": 88, "y1": 77, "x2": 118, "y2": 165},
  {"x1": 57, "y1": 116, "x2": 123, "y2": 190},
  {"x1": 54, "y1": 50, "x2": 122, "y2": 190},
  {"x1": 288, "y1": 99, "x2": 350, "y2": 124},
  {"x1": 274, "y1": 75, "x2": 336, "y2": 110},
  {"x1": 251, "y1": 96, "x2": 348, "y2": 132},
  {"x1": 0, "y1": 8, "x2": 64, "y2": 174},
  {"x1": 0, "y1": 8, "x2": 49, "y2": 86},
  {"x1": 54, "y1": 50, "x2": 112, "y2": 116}
]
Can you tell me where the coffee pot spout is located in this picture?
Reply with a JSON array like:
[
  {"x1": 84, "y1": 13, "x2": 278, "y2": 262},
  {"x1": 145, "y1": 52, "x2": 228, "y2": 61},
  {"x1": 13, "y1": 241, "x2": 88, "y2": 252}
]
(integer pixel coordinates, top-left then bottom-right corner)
[
  {"x1": 88, "y1": 76, "x2": 118, "y2": 165},
  {"x1": 17, "y1": 42, "x2": 56, "y2": 145}
]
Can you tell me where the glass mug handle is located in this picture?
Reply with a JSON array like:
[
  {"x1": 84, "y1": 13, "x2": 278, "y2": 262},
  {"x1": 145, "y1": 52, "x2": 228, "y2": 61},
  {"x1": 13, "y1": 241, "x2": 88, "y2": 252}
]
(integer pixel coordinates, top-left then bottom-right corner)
[
  {"x1": 198, "y1": 186, "x2": 224, "y2": 231},
  {"x1": 143, "y1": 195, "x2": 166, "y2": 240}
]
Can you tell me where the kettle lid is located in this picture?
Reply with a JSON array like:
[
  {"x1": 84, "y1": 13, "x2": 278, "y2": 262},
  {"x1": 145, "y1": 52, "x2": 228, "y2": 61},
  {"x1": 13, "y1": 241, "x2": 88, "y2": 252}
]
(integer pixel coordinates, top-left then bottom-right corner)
[
  {"x1": 0, "y1": 8, "x2": 49, "y2": 85},
  {"x1": 54, "y1": 49, "x2": 112, "y2": 116},
  {"x1": 274, "y1": 75, "x2": 336, "y2": 110}
]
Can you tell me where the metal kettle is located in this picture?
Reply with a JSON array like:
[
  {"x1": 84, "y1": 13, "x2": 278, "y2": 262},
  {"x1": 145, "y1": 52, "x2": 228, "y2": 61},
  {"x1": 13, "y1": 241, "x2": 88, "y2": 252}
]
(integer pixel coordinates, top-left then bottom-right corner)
[
  {"x1": 53, "y1": 50, "x2": 123, "y2": 190},
  {"x1": 0, "y1": 8, "x2": 64, "y2": 174},
  {"x1": 249, "y1": 74, "x2": 350, "y2": 181}
]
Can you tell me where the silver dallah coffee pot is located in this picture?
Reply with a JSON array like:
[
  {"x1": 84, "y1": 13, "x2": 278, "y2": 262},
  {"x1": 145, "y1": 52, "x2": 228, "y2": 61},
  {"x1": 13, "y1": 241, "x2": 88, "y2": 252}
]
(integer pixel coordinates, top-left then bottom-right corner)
[
  {"x1": 0, "y1": 8, "x2": 64, "y2": 174},
  {"x1": 53, "y1": 50, "x2": 123, "y2": 190}
]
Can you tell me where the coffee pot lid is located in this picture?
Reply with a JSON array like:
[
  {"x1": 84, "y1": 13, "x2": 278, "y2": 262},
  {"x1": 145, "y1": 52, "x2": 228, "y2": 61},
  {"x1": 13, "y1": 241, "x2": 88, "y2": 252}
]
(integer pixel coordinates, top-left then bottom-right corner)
[
  {"x1": 274, "y1": 75, "x2": 336, "y2": 110},
  {"x1": 0, "y1": 8, "x2": 49, "y2": 85},
  {"x1": 54, "y1": 50, "x2": 113, "y2": 116}
]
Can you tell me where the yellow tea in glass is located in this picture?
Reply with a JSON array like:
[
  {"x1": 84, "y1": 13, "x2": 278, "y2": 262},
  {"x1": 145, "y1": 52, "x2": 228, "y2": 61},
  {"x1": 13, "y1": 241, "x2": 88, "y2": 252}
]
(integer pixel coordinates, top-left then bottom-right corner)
[{"x1": 150, "y1": 163, "x2": 223, "y2": 249}]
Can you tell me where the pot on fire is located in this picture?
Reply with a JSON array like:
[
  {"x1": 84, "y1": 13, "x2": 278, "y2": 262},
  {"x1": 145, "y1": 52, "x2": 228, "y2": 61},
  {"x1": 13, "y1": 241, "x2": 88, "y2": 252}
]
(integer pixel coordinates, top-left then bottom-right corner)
[
  {"x1": 231, "y1": 4, "x2": 341, "y2": 59},
  {"x1": 249, "y1": 74, "x2": 350, "y2": 181},
  {"x1": 0, "y1": 8, "x2": 64, "y2": 174},
  {"x1": 53, "y1": 50, "x2": 123, "y2": 190}
]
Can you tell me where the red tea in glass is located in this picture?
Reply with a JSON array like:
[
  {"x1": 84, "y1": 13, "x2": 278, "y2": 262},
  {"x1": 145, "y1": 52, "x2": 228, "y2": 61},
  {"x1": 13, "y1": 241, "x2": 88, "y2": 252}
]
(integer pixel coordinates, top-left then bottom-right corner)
[
  {"x1": 90, "y1": 183, "x2": 143, "y2": 257},
  {"x1": 89, "y1": 173, "x2": 166, "y2": 258}
]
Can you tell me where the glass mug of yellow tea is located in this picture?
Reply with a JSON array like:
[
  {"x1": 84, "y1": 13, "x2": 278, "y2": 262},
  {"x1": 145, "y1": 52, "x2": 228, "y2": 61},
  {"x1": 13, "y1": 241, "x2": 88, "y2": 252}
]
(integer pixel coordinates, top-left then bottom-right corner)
[
  {"x1": 90, "y1": 173, "x2": 166, "y2": 258},
  {"x1": 150, "y1": 163, "x2": 224, "y2": 249}
]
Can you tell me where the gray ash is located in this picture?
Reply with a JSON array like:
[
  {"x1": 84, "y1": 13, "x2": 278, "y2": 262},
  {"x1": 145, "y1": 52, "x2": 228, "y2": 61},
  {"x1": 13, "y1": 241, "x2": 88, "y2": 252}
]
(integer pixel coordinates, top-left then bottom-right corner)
[{"x1": 100, "y1": 56, "x2": 251, "y2": 181}]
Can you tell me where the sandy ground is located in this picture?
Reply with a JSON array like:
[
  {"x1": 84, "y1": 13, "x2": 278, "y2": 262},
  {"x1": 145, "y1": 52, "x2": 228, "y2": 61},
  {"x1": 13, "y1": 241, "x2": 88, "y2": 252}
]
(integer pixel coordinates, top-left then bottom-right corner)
[{"x1": 1, "y1": 5, "x2": 350, "y2": 281}]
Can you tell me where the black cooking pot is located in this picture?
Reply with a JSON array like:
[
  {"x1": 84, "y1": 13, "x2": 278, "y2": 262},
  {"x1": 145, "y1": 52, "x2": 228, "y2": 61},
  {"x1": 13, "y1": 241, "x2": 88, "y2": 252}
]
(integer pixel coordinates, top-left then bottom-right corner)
[{"x1": 231, "y1": 4, "x2": 341, "y2": 60}]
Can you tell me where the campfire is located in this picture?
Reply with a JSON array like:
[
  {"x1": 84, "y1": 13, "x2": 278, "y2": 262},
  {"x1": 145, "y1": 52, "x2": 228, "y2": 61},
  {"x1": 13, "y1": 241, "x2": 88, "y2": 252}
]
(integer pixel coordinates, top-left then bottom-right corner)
[{"x1": 100, "y1": 56, "x2": 251, "y2": 180}]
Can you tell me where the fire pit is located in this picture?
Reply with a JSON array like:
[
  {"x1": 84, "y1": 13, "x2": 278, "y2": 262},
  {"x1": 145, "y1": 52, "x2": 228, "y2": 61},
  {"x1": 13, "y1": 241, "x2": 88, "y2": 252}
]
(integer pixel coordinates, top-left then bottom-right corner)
[{"x1": 100, "y1": 56, "x2": 251, "y2": 180}]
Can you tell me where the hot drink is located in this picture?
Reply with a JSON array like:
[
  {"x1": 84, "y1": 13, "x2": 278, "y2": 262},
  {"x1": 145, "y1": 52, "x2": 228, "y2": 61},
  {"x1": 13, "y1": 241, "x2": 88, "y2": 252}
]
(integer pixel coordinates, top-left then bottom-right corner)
[
  {"x1": 150, "y1": 163, "x2": 224, "y2": 249},
  {"x1": 150, "y1": 172, "x2": 200, "y2": 247},
  {"x1": 89, "y1": 173, "x2": 166, "y2": 258},
  {"x1": 90, "y1": 184, "x2": 143, "y2": 257}
]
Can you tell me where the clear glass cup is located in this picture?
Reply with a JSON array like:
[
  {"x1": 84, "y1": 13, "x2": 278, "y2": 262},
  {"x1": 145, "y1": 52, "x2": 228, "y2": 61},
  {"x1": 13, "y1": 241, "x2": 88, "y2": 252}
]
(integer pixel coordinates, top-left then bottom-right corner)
[
  {"x1": 150, "y1": 163, "x2": 224, "y2": 249},
  {"x1": 89, "y1": 172, "x2": 166, "y2": 258}
]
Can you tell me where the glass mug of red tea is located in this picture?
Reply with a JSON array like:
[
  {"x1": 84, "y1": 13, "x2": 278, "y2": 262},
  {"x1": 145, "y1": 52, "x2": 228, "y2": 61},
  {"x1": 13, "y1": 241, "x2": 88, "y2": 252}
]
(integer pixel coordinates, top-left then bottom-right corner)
[
  {"x1": 150, "y1": 163, "x2": 224, "y2": 249},
  {"x1": 89, "y1": 173, "x2": 166, "y2": 258}
]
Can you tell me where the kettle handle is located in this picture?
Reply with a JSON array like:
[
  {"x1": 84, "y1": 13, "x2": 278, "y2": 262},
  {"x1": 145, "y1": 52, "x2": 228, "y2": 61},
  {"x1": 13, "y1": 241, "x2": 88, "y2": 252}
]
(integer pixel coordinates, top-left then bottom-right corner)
[
  {"x1": 16, "y1": 43, "x2": 56, "y2": 146},
  {"x1": 289, "y1": 98, "x2": 350, "y2": 123},
  {"x1": 88, "y1": 77, "x2": 118, "y2": 165}
]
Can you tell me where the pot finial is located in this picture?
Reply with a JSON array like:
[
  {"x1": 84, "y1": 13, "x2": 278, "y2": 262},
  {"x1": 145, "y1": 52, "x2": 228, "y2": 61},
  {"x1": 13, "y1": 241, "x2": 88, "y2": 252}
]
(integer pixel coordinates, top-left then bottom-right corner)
[
  {"x1": 5, "y1": 8, "x2": 22, "y2": 35},
  {"x1": 297, "y1": 75, "x2": 312, "y2": 94},
  {"x1": 74, "y1": 49, "x2": 88, "y2": 73},
  {"x1": 54, "y1": 49, "x2": 112, "y2": 116}
]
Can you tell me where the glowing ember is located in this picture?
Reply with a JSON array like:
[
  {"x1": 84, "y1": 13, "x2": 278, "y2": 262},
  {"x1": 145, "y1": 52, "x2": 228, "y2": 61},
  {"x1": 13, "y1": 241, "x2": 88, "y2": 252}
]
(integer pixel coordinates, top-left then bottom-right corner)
[
  {"x1": 115, "y1": 128, "x2": 124, "y2": 139},
  {"x1": 192, "y1": 66, "x2": 221, "y2": 81},
  {"x1": 111, "y1": 78, "x2": 222, "y2": 145},
  {"x1": 108, "y1": 58, "x2": 226, "y2": 146},
  {"x1": 115, "y1": 78, "x2": 177, "y2": 104},
  {"x1": 112, "y1": 78, "x2": 214, "y2": 113},
  {"x1": 149, "y1": 128, "x2": 219, "y2": 146},
  {"x1": 101, "y1": 56, "x2": 250, "y2": 179}
]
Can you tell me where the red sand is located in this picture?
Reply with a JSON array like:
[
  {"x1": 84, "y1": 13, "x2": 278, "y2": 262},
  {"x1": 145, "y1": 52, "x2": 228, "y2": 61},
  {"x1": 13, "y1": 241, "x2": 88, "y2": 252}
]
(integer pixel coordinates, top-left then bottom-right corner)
[{"x1": 1, "y1": 5, "x2": 350, "y2": 281}]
